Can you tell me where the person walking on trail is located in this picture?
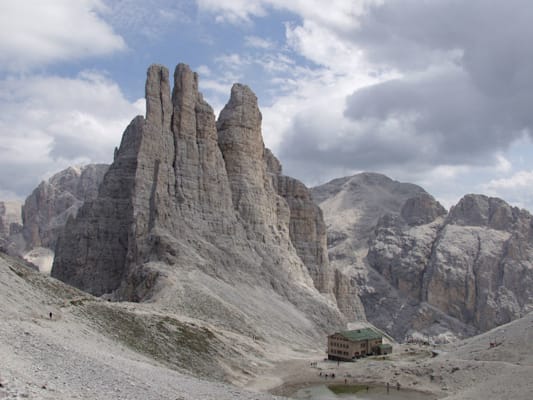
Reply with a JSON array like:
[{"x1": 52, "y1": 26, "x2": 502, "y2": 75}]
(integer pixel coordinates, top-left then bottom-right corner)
[{"x1": 49, "y1": 312, "x2": 53, "y2": 320}]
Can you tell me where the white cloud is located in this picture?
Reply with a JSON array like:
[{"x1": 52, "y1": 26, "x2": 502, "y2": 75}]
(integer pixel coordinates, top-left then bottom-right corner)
[
  {"x1": 196, "y1": 65, "x2": 212, "y2": 77},
  {"x1": 0, "y1": 72, "x2": 143, "y2": 196},
  {"x1": 0, "y1": 0, "x2": 125, "y2": 71},
  {"x1": 482, "y1": 171, "x2": 533, "y2": 210},
  {"x1": 196, "y1": 0, "x2": 268, "y2": 24},
  {"x1": 196, "y1": 0, "x2": 380, "y2": 29},
  {"x1": 484, "y1": 171, "x2": 533, "y2": 190},
  {"x1": 285, "y1": 19, "x2": 371, "y2": 73},
  {"x1": 244, "y1": 36, "x2": 275, "y2": 49}
]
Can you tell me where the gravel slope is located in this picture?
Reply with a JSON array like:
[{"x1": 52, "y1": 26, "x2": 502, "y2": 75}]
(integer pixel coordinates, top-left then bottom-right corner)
[
  {"x1": 0, "y1": 253, "x2": 283, "y2": 400},
  {"x1": 2, "y1": 252, "x2": 531, "y2": 400}
]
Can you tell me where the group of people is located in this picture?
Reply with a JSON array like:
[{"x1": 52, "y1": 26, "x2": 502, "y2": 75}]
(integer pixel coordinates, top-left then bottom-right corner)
[
  {"x1": 313, "y1": 360, "x2": 401, "y2": 394},
  {"x1": 318, "y1": 371, "x2": 336, "y2": 379},
  {"x1": 386, "y1": 382, "x2": 401, "y2": 392}
]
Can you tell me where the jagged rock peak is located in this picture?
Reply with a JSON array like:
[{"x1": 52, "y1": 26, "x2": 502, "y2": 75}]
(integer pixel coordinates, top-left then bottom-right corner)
[
  {"x1": 217, "y1": 82, "x2": 284, "y2": 239},
  {"x1": 218, "y1": 83, "x2": 260, "y2": 129},
  {"x1": 400, "y1": 193, "x2": 447, "y2": 226},
  {"x1": 145, "y1": 63, "x2": 210, "y2": 132},
  {"x1": 447, "y1": 194, "x2": 528, "y2": 231},
  {"x1": 145, "y1": 64, "x2": 172, "y2": 127},
  {"x1": 174, "y1": 63, "x2": 199, "y2": 95}
]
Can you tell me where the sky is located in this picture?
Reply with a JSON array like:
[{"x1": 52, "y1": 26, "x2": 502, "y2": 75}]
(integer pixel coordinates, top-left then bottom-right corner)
[{"x1": 1, "y1": 0, "x2": 533, "y2": 211}]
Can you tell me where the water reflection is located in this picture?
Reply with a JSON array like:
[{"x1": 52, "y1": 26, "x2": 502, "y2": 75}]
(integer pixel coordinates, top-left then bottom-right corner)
[{"x1": 291, "y1": 384, "x2": 439, "y2": 400}]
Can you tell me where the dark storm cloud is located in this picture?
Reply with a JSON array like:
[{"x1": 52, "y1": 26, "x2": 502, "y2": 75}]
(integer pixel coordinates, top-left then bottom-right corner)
[
  {"x1": 345, "y1": 67, "x2": 533, "y2": 162},
  {"x1": 280, "y1": 0, "x2": 533, "y2": 176}
]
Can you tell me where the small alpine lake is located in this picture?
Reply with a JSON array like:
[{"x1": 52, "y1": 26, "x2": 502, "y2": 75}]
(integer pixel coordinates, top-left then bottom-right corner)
[{"x1": 291, "y1": 384, "x2": 440, "y2": 400}]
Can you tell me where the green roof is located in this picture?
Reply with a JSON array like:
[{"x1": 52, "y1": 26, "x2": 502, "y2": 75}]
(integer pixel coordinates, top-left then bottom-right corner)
[
  {"x1": 336, "y1": 328, "x2": 382, "y2": 342},
  {"x1": 378, "y1": 343, "x2": 392, "y2": 349}
]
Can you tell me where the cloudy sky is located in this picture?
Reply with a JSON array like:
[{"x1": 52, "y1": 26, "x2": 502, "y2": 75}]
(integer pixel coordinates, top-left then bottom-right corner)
[{"x1": 1, "y1": 0, "x2": 533, "y2": 211}]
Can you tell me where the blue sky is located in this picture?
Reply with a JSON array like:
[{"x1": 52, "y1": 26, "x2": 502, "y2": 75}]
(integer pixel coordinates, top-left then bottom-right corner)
[{"x1": 2, "y1": 0, "x2": 533, "y2": 212}]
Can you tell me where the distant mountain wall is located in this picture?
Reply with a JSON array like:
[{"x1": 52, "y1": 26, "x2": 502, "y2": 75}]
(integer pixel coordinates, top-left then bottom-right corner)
[
  {"x1": 313, "y1": 174, "x2": 533, "y2": 340},
  {"x1": 22, "y1": 164, "x2": 108, "y2": 251},
  {"x1": 0, "y1": 201, "x2": 23, "y2": 255}
]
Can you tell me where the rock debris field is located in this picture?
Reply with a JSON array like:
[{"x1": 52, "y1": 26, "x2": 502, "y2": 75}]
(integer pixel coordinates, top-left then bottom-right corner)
[
  {"x1": 0, "y1": 254, "x2": 283, "y2": 400},
  {"x1": 1, "y1": 253, "x2": 533, "y2": 399}
]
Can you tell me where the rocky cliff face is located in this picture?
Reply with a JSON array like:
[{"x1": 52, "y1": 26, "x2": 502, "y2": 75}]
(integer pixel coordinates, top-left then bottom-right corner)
[
  {"x1": 265, "y1": 149, "x2": 336, "y2": 302},
  {"x1": 0, "y1": 201, "x2": 23, "y2": 255},
  {"x1": 368, "y1": 194, "x2": 533, "y2": 333},
  {"x1": 52, "y1": 63, "x2": 343, "y2": 345},
  {"x1": 311, "y1": 173, "x2": 428, "y2": 331},
  {"x1": 21, "y1": 164, "x2": 108, "y2": 251},
  {"x1": 314, "y1": 174, "x2": 533, "y2": 340}
]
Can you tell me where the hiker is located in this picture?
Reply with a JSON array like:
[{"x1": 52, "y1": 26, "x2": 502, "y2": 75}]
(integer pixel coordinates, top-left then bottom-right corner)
[
  {"x1": 332, "y1": 373, "x2": 335, "y2": 379},
  {"x1": 366, "y1": 386, "x2": 369, "y2": 392},
  {"x1": 396, "y1": 382, "x2": 401, "y2": 391},
  {"x1": 49, "y1": 312, "x2": 52, "y2": 320},
  {"x1": 387, "y1": 382, "x2": 390, "y2": 393},
  {"x1": 319, "y1": 372, "x2": 322, "y2": 376}
]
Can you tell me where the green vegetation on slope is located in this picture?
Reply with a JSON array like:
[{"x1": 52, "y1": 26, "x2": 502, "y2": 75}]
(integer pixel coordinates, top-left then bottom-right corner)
[{"x1": 78, "y1": 302, "x2": 224, "y2": 379}]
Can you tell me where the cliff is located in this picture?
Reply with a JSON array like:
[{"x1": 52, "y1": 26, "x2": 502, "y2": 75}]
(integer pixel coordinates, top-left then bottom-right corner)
[
  {"x1": 52, "y1": 63, "x2": 343, "y2": 346},
  {"x1": 314, "y1": 174, "x2": 533, "y2": 340}
]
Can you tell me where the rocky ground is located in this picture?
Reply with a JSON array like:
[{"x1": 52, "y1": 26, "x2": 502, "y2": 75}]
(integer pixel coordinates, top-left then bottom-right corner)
[
  {"x1": 2, "y1": 252, "x2": 532, "y2": 400},
  {"x1": 0, "y1": 253, "x2": 285, "y2": 400},
  {"x1": 249, "y1": 292, "x2": 533, "y2": 399},
  {"x1": 249, "y1": 315, "x2": 533, "y2": 400}
]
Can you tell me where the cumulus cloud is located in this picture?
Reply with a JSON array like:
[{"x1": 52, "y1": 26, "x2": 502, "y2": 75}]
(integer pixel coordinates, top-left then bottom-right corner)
[
  {"x1": 0, "y1": 73, "x2": 143, "y2": 197},
  {"x1": 482, "y1": 170, "x2": 533, "y2": 209},
  {"x1": 244, "y1": 36, "x2": 275, "y2": 49},
  {"x1": 256, "y1": 1, "x2": 533, "y2": 207},
  {"x1": 196, "y1": 0, "x2": 377, "y2": 29},
  {"x1": 195, "y1": 0, "x2": 268, "y2": 24},
  {"x1": 341, "y1": 0, "x2": 533, "y2": 158},
  {"x1": 0, "y1": 0, "x2": 125, "y2": 71},
  {"x1": 198, "y1": 0, "x2": 533, "y2": 211}
]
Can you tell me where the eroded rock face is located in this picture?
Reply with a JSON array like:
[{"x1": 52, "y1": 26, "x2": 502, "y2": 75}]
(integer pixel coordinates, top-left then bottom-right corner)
[
  {"x1": 265, "y1": 150, "x2": 334, "y2": 298},
  {"x1": 22, "y1": 164, "x2": 108, "y2": 251},
  {"x1": 311, "y1": 173, "x2": 429, "y2": 332},
  {"x1": 0, "y1": 201, "x2": 23, "y2": 254},
  {"x1": 368, "y1": 193, "x2": 533, "y2": 334},
  {"x1": 217, "y1": 84, "x2": 288, "y2": 243},
  {"x1": 52, "y1": 64, "x2": 343, "y2": 345},
  {"x1": 401, "y1": 193, "x2": 447, "y2": 226}
]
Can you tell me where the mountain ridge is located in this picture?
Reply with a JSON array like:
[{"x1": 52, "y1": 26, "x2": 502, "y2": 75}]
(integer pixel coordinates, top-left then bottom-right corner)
[{"x1": 313, "y1": 173, "x2": 533, "y2": 340}]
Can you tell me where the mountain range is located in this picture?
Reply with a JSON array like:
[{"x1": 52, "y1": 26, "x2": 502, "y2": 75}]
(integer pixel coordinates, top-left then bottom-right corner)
[{"x1": 1, "y1": 63, "x2": 532, "y2": 347}]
